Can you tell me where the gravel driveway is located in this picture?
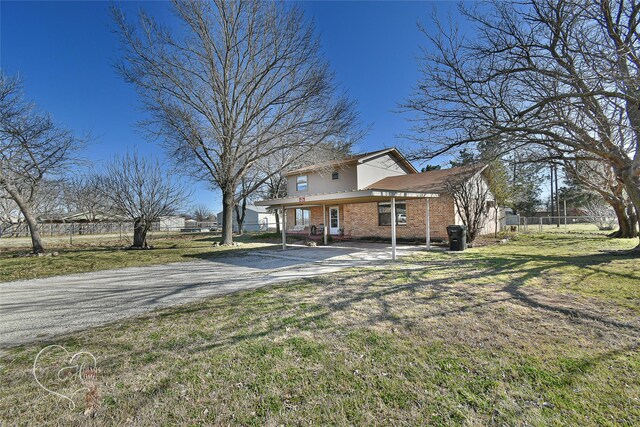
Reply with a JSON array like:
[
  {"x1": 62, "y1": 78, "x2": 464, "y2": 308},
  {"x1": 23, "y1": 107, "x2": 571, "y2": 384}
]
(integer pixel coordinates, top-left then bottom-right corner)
[{"x1": 0, "y1": 243, "x2": 423, "y2": 348}]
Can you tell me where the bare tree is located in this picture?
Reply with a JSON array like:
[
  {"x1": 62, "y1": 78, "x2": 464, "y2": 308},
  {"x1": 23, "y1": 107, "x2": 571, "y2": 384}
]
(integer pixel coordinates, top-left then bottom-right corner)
[
  {"x1": 0, "y1": 196, "x2": 21, "y2": 237},
  {"x1": 484, "y1": 160, "x2": 513, "y2": 237},
  {"x1": 233, "y1": 169, "x2": 264, "y2": 235},
  {"x1": 192, "y1": 204, "x2": 212, "y2": 223},
  {"x1": 0, "y1": 73, "x2": 84, "y2": 253},
  {"x1": 402, "y1": 0, "x2": 640, "y2": 249},
  {"x1": 101, "y1": 152, "x2": 189, "y2": 248},
  {"x1": 584, "y1": 200, "x2": 618, "y2": 230},
  {"x1": 113, "y1": 0, "x2": 359, "y2": 245},
  {"x1": 563, "y1": 159, "x2": 638, "y2": 237},
  {"x1": 258, "y1": 173, "x2": 287, "y2": 233},
  {"x1": 446, "y1": 168, "x2": 492, "y2": 244},
  {"x1": 63, "y1": 173, "x2": 105, "y2": 222}
]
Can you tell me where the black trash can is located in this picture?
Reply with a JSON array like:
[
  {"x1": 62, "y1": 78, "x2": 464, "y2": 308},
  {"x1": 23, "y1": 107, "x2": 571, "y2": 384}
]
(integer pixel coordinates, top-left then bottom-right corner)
[{"x1": 446, "y1": 225, "x2": 467, "y2": 251}]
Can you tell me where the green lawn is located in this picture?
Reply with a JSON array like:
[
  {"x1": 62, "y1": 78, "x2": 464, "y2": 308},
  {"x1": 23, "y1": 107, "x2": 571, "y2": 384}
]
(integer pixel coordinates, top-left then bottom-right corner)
[
  {"x1": 1, "y1": 233, "x2": 638, "y2": 426},
  {"x1": 0, "y1": 232, "x2": 279, "y2": 282}
]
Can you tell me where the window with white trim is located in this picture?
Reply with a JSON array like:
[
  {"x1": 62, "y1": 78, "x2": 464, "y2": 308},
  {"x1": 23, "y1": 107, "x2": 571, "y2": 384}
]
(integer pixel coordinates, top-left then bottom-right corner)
[
  {"x1": 296, "y1": 175, "x2": 308, "y2": 191},
  {"x1": 378, "y1": 202, "x2": 407, "y2": 226}
]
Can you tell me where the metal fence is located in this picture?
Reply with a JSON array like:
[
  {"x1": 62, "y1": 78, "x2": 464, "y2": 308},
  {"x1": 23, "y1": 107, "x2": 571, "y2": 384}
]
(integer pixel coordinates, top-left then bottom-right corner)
[
  {"x1": 0, "y1": 222, "x2": 137, "y2": 238},
  {"x1": 0, "y1": 220, "x2": 276, "y2": 239},
  {"x1": 502, "y1": 215, "x2": 616, "y2": 233}
]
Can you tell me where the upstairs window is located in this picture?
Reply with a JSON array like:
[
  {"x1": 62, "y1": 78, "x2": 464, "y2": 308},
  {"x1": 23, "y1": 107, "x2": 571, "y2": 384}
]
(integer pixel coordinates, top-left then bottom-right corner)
[
  {"x1": 332, "y1": 171, "x2": 339, "y2": 180},
  {"x1": 296, "y1": 175, "x2": 308, "y2": 191},
  {"x1": 378, "y1": 202, "x2": 407, "y2": 226}
]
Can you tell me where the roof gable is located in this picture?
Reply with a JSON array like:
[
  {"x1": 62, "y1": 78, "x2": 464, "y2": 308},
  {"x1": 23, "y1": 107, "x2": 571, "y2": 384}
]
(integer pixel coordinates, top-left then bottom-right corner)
[{"x1": 284, "y1": 147, "x2": 417, "y2": 176}]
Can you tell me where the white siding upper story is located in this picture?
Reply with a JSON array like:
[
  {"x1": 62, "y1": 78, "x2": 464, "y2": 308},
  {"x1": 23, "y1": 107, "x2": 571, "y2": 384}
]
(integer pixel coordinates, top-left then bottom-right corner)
[
  {"x1": 286, "y1": 152, "x2": 412, "y2": 197},
  {"x1": 287, "y1": 165, "x2": 358, "y2": 196},
  {"x1": 356, "y1": 152, "x2": 413, "y2": 189}
]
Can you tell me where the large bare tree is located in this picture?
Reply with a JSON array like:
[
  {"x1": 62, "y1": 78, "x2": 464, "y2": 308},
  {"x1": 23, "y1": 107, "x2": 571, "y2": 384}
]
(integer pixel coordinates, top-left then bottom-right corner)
[
  {"x1": 402, "y1": 0, "x2": 640, "y2": 249},
  {"x1": 192, "y1": 204, "x2": 212, "y2": 222},
  {"x1": 563, "y1": 159, "x2": 638, "y2": 237},
  {"x1": 63, "y1": 173, "x2": 105, "y2": 222},
  {"x1": 113, "y1": 0, "x2": 359, "y2": 245},
  {"x1": 101, "y1": 152, "x2": 189, "y2": 248},
  {"x1": 0, "y1": 73, "x2": 83, "y2": 253}
]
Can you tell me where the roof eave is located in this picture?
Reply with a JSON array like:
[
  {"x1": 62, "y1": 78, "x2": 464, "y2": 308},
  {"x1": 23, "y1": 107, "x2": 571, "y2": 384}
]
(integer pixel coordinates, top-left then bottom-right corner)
[{"x1": 255, "y1": 189, "x2": 439, "y2": 208}]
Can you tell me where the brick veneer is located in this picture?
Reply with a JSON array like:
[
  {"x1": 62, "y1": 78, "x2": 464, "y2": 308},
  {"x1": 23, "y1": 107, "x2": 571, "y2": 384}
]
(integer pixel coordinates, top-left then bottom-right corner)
[
  {"x1": 285, "y1": 196, "x2": 456, "y2": 240},
  {"x1": 343, "y1": 197, "x2": 455, "y2": 240}
]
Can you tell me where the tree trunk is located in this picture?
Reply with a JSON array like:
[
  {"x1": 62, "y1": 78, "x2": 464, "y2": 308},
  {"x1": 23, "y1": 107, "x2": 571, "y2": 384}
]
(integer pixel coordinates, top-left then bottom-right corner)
[
  {"x1": 274, "y1": 209, "x2": 280, "y2": 234},
  {"x1": 6, "y1": 187, "x2": 45, "y2": 253},
  {"x1": 627, "y1": 203, "x2": 638, "y2": 238},
  {"x1": 234, "y1": 197, "x2": 247, "y2": 236},
  {"x1": 620, "y1": 169, "x2": 640, "y2": 249},
  {"x1": 609, "y1": 200, "x2": 633, "y2": 238},
  {"x1": 132, "y1": 218, "x2": 150, "y2": 248},
  {"x1": 221, "y1": 190, "x2": 234, "y2": 245}
]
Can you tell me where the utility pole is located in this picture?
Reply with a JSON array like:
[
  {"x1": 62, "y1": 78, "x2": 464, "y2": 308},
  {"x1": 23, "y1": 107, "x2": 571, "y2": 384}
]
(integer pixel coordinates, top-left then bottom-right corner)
[
  {"x1": 554, "y1": 165, "x2": 560, "y2": 227},
  {"x1": 550, "y1": 164, "x2": 555, "y2": 221}
]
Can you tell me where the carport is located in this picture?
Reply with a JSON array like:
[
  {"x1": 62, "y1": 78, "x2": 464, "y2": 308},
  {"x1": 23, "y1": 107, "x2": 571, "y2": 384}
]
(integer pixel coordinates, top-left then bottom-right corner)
[{"x1": 256, "y1": 190, "x2": 439, "y2": 261}]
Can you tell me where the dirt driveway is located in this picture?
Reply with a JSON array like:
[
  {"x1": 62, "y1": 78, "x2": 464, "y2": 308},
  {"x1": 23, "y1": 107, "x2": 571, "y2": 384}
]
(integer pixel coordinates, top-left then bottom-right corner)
[{"x1": 0, "y1": 243, "x2": 425, "y2": 348}]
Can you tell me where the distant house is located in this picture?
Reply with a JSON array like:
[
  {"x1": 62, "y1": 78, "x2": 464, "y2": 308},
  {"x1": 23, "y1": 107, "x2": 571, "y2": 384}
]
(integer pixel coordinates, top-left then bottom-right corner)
[
  {"x1": 157, "y1": 216, "x2": 186, "y2": 231},
  {"x1": 256, "y1": 148, "x2": 498, "y2": 250},
  {"x1": 216, "y1": 205, "x2": 277, "y2": 233}
]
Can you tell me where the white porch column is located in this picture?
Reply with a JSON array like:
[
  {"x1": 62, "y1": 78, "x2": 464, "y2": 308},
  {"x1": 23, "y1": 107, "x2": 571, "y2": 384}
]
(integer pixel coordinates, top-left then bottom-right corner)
[
  {"x1": 323, "y1": 205, "x2": 328, "y2": 245},
  {"x1": 281, "y1": 206, "x2": 286, "y2": 250},
  {"x1": 425, "y1": 197, "x2": 431, "y2": 249},
  {"x1": 391, "y1": 197, "x2": 397, "y2": 261}
]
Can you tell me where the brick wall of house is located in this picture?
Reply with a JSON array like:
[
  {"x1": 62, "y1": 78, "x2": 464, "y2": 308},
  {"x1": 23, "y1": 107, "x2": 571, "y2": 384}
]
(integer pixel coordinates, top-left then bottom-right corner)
[
  {"x1": 310, "y1": 207, "x2": 325, "y2": 227},
  {"x1": 342, "y1": 196, "x2": 455, "y2": 240},
  {"x1": 283, "y1": 197, "x2": 456, "y2": 240}
]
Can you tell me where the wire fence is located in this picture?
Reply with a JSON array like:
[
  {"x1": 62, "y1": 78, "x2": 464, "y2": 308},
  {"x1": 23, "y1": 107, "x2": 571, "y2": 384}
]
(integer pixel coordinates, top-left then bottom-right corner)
[
  {"x1": 0, "y1": 220, "x2": 275, "y2": 239},
  {"x1": 503, "y1": 215, "x2": 617, "y2": 233},
  {"x1": 0, "y1": 222, "x2": 136, "y2": 239}
]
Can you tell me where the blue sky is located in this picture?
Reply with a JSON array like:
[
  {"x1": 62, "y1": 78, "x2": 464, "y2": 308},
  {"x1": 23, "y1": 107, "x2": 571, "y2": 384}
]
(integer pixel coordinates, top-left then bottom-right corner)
[{"x1": 1, "y1": 1, "x2": 456, "y2": 212}]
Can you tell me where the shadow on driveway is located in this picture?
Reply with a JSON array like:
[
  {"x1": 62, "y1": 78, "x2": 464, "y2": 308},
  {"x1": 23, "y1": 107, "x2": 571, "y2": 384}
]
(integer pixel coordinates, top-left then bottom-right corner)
[{"x1": 0, "y1": 242, "x2": 425, "y2": 348}]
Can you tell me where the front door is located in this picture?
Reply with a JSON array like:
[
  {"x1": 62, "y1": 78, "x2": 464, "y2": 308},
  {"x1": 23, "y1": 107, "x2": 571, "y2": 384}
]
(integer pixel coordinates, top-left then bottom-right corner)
[{"x1": 329, "y1": 206, "x2": 340, "y2": 235}]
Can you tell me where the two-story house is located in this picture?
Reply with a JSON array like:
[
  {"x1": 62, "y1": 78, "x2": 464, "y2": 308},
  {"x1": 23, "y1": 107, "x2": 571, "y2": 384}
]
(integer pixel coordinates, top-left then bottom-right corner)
[{"x1": 255, "y1": 147, "x2": 497, "y2": 256}]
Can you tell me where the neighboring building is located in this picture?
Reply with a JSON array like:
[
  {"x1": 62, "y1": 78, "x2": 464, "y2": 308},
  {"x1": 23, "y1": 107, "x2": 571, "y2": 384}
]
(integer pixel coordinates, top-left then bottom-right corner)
[
  {"x1": 216, "y1": 205, "x2": 277, "y2": 233},
  {"x1": 157, "y1": 216, "x2": 186, "y2": 231},
  {"x1": 256, "y1": 147, "x2": 498, "y2": 243}
]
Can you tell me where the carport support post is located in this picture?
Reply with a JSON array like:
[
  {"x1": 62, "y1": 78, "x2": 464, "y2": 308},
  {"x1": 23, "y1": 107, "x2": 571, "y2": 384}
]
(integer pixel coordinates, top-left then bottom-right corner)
[
  {"x1": 391, "y1": 197, "x2": 397, "y2": 261},
  {"x1": 281, "y1": 206, "x2": 286, "y2": 250},
  {"x1": 323, "y1": 205, "x2": 328, "y2": 245},
  {"x1": 425, "y1": 197, "x2": 431, "y2": 249}
]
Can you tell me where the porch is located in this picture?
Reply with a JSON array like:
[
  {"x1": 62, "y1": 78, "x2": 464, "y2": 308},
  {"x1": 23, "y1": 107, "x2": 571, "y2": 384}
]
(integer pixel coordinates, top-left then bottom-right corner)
[{"x1": 256, "y1": 189, "x2": 439, "y2": 261}]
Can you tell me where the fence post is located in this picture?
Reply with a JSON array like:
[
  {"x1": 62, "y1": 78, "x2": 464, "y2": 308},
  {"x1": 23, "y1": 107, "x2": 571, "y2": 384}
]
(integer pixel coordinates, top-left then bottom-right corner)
[{"x1": 539, "y1": 217, "x2": 542, "y2": 232}]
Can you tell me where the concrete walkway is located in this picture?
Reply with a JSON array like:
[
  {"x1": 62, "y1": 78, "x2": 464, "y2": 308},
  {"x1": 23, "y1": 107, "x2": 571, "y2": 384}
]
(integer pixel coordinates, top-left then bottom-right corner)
[{"x1": 0, "y1": 243, "x2": 425, "y2": 348}]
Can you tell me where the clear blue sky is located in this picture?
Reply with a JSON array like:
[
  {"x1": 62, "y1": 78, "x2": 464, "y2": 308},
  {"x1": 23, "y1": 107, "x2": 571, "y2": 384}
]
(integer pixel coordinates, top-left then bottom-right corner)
[{"x1": 1, "y1": 1, "x2": 456, "y2": 213}]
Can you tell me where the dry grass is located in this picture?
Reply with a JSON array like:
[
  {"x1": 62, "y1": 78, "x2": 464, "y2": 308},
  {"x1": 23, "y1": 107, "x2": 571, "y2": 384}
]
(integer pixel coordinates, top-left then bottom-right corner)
[
  {"x1": 0, "y1": 232, "x2": 279, "y2": 282},
  {"x1": 0, "y1": 232, "x2": 638, "y2": 426}
]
